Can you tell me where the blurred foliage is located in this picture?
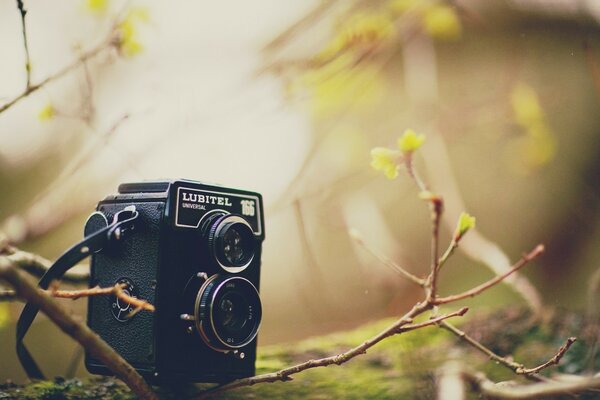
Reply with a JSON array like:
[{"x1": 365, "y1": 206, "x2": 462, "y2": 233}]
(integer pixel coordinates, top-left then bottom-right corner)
[
  {"x1": 37, "y1": 103, "x2": 55, "y2": 122},
  {"x1": 0, "y1": 304, "x2": 9, "y2": 330},
  {"x1": 508, "y1": 82, "x2": 557, "y2": 173},
  {"x1": 421, "y1": 4, "x2": 462, "y2": 40},
  {"x1": 116, "y1": 7, "x2": 150, "y2": 57},
  {"x1": 288, "y1": 0, "x2": 464, "y2": 118},
  {"x1": 370, "y1": 146, "x2": 401, "y2": 179},
  {"x1": 397, "y1": 129, "x2": 426, "y2": 153},
  {"x1": 297, "y1": 55, "x2": 387, "y2": 118},
  {"x1": 369, "y1": 129, "x2": 426, "y2": 179},
  {"x1": 455, "y1": 212, "x2": 476, "y2": 240},
  {"x1": 85, "y1": 0, "x2": 109, "y2": 14}
]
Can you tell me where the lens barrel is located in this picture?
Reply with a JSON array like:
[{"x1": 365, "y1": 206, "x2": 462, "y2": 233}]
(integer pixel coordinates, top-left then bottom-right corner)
[
  {"x1": 205, "y1": 214, "x2": 257, "y2": 273},
  {"x1": 194, "y1": 275, "x2": 262, "y2": 352}
]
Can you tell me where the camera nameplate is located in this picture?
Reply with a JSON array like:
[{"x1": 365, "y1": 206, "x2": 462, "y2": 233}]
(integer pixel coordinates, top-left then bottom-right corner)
[{"x1": 175, "y1": 186, "x2": 262, "y2": 235}]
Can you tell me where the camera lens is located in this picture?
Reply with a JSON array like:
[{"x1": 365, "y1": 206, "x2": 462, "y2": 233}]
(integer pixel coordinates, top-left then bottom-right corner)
[
  {"x1": 206, "y1": 214, "x2": 257, "y2": 273},
  {"x1": 216, "y1": 292, "x2": 249, "y2": 333},
  {"x1": 219, "y1": 222, "x2": 254, "y2": 267},
  {"x1": 195, "y1": 275, "x2": 261, "y2": 352}
]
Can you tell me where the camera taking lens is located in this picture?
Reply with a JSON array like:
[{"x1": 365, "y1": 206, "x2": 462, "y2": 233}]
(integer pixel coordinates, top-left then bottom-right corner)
[{"x1": 194, "y1": 275, "x2": 262, "y2": 352}]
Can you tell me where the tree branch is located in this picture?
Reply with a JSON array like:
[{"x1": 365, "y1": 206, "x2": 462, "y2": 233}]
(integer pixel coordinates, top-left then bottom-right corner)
[
  {"x1": 439, "y1": 320, "x2": 576, "y2": 382},
  {"x1": 400, "y1": 307, "x2": 468, "y2": 331},
  {"x1": 16, "y1": 0, "x2": 31, "y2": 89},
  {"x1": 437, "y1": 238, "x2": 459, "y2": 272},
  {"x1": 1, "y1": 279, "x2": 156, "y2": 315},
  {"x1": 1, "y1": 244, "x2": 89, "y2": 284},
  {"x1": 517, "y1": 337, "x2": 577, "y2": 375},
  {"x1": 423, "y1": 193, "x2": 444, "y2": 300},
  {"x1": 433, "y1": 244, "x2": 545, "y2": 305},
  {"x1": 404, "y1": 154, "x2": 428, "y2": 193},
  {"x1": 439, "y1": 320, "x2": 532, "y2": 377},
  {"x1": 0, "y1": 23, "x2": 117, "y2": 115},
  {"x1": 0, "y1": 288, "x2": 17, "y2": 301},
  {"x1": 51, "y1": 283, "x2": 155, "y2": 312},
  {"x1": 0, "y1": 258, "x2": 157, "y2": 400},
  {"x1": 195, "y1": 305, "x2": 468, "y2": 398}
]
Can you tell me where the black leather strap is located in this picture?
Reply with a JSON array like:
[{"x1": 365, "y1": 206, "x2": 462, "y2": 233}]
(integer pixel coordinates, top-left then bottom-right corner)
[{"x1": 16, "y1": 206, "x2": 140, "y2": 379}]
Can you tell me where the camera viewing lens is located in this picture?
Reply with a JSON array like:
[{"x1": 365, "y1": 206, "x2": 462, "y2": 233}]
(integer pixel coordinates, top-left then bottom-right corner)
[
  {"x1": 195, "y1": 275, "x2": 262, "y2": 352},
  {"x1": 220, "y1": 222, "x2": 254, "y2": 267},
  {"x1": 206, "y1": 214, "x2": 257, "y2": 273}
]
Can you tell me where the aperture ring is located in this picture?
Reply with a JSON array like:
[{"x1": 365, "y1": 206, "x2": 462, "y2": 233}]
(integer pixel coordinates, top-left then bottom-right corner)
[{"x1": 194, "y1": 275, "x2": 262, "y2": 352}]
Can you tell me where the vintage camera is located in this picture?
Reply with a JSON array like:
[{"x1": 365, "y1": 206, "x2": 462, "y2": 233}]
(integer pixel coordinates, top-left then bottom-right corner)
[{"x1": 84, "y1": 179, "x2": 264, "y2": 383}]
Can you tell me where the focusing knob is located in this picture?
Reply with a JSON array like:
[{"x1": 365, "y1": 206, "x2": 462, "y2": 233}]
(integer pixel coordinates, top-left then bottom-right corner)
[
  {"x1": 110, "y1": 278, "x2": 139, "y2": 322},
  {"x1": 180, "y1": 272, "x2": 210, "y2": 334}
]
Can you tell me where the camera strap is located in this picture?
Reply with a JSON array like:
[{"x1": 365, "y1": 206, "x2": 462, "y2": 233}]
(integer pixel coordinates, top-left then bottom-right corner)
[{"x1": 16, "y1": 206, "x2": 140, "y2": 379}]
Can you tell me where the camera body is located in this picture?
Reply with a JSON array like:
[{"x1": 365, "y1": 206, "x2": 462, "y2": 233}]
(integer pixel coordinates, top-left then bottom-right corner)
[{"x1": 85, "y1": 179, "x2": 264, "y2": 383}]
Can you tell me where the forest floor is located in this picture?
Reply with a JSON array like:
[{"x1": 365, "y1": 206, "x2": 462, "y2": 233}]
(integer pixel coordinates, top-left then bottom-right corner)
[{"x1": 1, "y1": 307, "x2": 598, "y2": 399}]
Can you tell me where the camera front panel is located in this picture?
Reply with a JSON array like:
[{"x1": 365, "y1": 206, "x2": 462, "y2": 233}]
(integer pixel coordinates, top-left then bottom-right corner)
[{"x1": 155, "y1": 181, "x2": 264, "y2": 382}]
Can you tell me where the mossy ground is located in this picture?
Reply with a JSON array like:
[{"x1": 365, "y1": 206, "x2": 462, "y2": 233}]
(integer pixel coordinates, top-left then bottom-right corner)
[
  {"x1": 0, "y1": 377, "x2": 135, "y2": 400},
  {"x1": 1, "y1": 308, "x2": 597, "y2": 399}
]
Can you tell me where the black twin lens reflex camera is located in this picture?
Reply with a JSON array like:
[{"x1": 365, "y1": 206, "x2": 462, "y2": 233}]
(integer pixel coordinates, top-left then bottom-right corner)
[{"x1": 84, "y1": 180, "x2": 264, "y2": 383}]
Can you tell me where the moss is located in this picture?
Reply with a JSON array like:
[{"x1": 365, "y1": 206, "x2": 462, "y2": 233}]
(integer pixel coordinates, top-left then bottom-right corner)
[
  {"x1": 238, "y1": 318, "x2": 447, "y2": 400},
  {"x1": 0, "y1": 378, "x2": 135, "y2": 400},
  {"x1": 2, "y1": 308, "x2": 597, "y2": 399},
  {"x1": 19, "y1": 381, "x2": 65, "y2": 400}
]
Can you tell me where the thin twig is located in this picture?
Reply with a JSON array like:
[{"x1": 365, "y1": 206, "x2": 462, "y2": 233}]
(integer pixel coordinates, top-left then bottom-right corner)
[
  {"x1": 195, "y1": 305, "x2": 467, "y2": 398},
  {"x1": 114, "y1": 285, "x2": 155, "y2": 312},
  {"x1": 440, "y1": 320, "x2": 570, "y2": 382},
  {"x1": 465, "y1": 370, "x2": 600, "y2": 399},
  {"x1": 517, "y1": 337, "x2": 577, "y2": 375},
  {"x1": 1, "y1": 244, "x2": 89, "y2": 284},
  {"x1": 425, "y1": 194, "x2": 444, "y2": 300},
  {"x1": 16, "y1": 0, "x2": 31, "y2": 89},
  {"x1": 423, "y1": 134, "x2": 544, "y2": 316},
  {"x1": 441, "y1": 321, "x2": 544, "y2": 382},
  {"x1": 50, "y1": 284, "x2": 113, "y2": 298},
  {"x1": 400, "y1": 307, "x2": 468, "y2": 331},
  {"x1": 0, "y1": 27, "x2": 116, "y2": 115},
  {"x1": 0, "y1": 288, "x2": 17, "y2": 301},
  {"x1": 262, "y1": 0, "x2": 339, "y2": 54},
  {"x1": 349, "y1": 228, "x2": 426, "y2": 287},
  {"x1": 437, "y1": 239, "x2": 458, "y2": 272},
  {"x1": 50, "y1": 284, "x2": 155, "y2": 312},
  {"x1": 434, "y1": 245, "x2": 545, "y2": 305},
  {"x1": 404, "y1": 155, "x2": 428, "y2": 193},
  {"x1": 293, "y1": 199, "x2": 327, "y2": 298},
  {"x1": 0, "y1": 258, "x2": 157, "y2": 400}
]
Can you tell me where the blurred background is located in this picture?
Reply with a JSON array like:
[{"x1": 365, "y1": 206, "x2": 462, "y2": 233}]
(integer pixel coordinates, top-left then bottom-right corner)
[{"x1": 1, "y1": 0, "x2": 600, "y2": 383}]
